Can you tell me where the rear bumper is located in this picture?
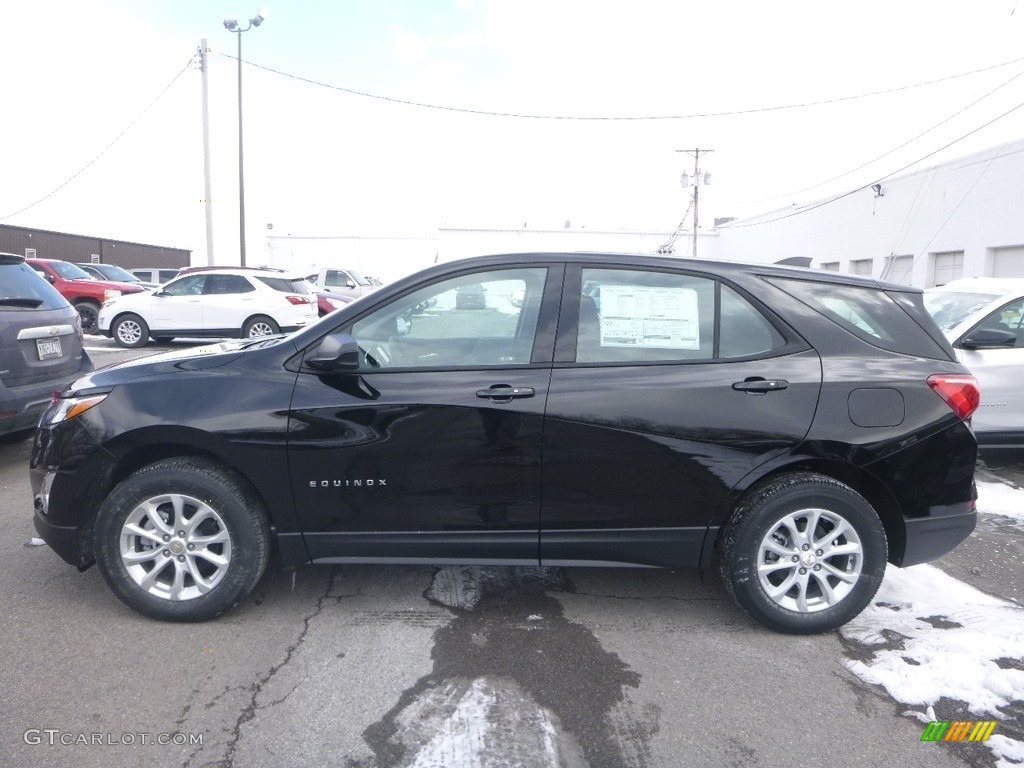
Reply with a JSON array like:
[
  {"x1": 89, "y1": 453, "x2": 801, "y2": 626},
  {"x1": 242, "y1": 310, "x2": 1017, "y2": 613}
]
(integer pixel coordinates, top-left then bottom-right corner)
[
  {"x1": 0, "y1": 356, "x2": 92, "y2": 435},
  {"x1": 899, "y1": 507, "x2": 977, "y2": 567}
]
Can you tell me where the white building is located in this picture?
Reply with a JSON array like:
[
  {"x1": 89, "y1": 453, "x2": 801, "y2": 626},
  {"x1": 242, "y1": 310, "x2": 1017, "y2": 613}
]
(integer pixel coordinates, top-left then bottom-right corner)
[
  {"x1": 715, "y1": 137, "x2": 1024, "y2": 286},
  {"x1": 264, "y1": 137, "x2": 1024, "y2": 288}
]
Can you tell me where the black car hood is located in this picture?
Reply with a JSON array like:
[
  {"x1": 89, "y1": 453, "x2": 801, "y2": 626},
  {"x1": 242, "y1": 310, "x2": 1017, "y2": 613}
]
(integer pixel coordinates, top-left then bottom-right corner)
[{"x1": 69, "y1": 341, "x2": 252, "y2": 391}]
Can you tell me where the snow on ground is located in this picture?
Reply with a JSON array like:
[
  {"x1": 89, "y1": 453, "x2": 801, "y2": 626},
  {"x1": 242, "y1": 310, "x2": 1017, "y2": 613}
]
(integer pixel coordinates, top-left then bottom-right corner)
[
  {"x1": 977, "y1": 480, "x2": 1024, "y2": 528},
  {"x1": 841, "y1": 481, "x2": 1024, "y2": 767}
]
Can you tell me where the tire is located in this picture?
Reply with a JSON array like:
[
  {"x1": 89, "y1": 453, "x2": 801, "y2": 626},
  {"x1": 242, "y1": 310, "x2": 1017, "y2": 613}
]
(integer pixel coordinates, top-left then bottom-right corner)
[
  {"x1": 719, "y1": 472, "x2": 887, "y2": 634},
  {"x1": 75, "y1": 301, "x2": 101, "y2": 335},
  {"x1": 94, "y1": 458, "x2": 270, "y2": 622},
  {"x1": 243, "y1": 315, "x2": 280, "y2": 338},
  {"x1": 112, "y1": 314, "x2": 150, "y2": 348}
]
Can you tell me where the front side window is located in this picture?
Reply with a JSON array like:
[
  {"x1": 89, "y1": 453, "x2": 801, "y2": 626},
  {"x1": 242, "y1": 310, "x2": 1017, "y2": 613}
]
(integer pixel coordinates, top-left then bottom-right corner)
[
  {"x1": 351, "y1": 267, "x2": 547, "y2": 369},
  {"x1": 162, "y1": 275, "x2": 207, "y2": 296}
]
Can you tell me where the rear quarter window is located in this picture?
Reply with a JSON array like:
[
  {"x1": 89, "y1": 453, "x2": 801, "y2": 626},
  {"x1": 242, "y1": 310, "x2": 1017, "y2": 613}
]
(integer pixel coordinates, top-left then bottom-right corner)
[{"x1": 767, "y1": 277, "x2": 949, "y2": 359}]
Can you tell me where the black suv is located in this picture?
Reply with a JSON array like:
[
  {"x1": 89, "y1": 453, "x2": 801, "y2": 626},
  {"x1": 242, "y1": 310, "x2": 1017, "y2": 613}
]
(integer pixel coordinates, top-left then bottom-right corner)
[
  {"x1": 1, "y1": 253, "x2": 93, "y2": 440},
  {"x1": 30, "y1": 253, "x2": 980, "y2": 633}
]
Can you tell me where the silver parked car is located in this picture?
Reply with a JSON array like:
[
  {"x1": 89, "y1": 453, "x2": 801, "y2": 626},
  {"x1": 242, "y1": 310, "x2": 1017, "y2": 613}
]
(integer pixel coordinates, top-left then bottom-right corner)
[{"x1": 924, "y1": 277, "x2": 1024, "y2": 447}]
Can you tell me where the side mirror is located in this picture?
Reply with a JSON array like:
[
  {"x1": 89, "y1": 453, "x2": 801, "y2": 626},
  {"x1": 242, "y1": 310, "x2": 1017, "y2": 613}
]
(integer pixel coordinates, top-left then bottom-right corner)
[
  {"x1": 306, "y1": 331, "x2": 360, "y2": 371},
  {"x1": 959, "y1": 328, "x2": 1017, "y2": 350},
  {"x1": 346, "y1": 280, "x2": 356, "y2": 289}
]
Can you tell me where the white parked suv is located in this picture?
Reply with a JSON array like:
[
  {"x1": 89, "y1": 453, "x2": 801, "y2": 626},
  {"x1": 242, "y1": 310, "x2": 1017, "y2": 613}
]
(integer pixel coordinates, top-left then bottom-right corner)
[{"x1": 98, "y1": 267, "x2": 317, "y2": 348}]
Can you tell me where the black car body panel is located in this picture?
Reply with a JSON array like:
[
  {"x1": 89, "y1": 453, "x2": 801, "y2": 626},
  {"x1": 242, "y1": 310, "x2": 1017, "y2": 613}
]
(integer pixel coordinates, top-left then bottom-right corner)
[{"x1": 29, "y1": 253, "x2": 979, "y2": 628}]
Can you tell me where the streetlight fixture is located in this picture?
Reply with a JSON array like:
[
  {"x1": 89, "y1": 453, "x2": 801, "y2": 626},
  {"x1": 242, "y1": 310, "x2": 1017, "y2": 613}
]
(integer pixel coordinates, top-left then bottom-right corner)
[{"x1": 223, "y1": 8, "x2": 268, "y2": 267}]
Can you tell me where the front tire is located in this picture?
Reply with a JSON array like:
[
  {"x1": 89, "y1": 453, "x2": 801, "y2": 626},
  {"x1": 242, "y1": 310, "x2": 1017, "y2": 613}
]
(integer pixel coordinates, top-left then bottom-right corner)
[
  {"x1": 75, "y1": 301, "x2": 101, "y2": 335},
  {"x1": 94, "y1": 458, "x2": 270, "y2": 621},
  {"x1": 720, "y1": 472, "x2": 887, "y2": 634},
  {"x1": 243, "y1": 315, "x2": 280, "y2": 338},
  {"x1": 112, "y1": 314, "x2": 150, "y2": 348}
]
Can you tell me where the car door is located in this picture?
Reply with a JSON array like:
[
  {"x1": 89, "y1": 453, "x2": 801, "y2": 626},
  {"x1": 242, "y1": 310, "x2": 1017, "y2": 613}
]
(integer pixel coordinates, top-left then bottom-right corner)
[
  {"x1": 540, "y1": 265, "x2": 822, "y2": 569},
  {"x1": 288, "y1": 264, "x2": 561, "y2": 564},
  {"x1": 150, "y1": 274, "x2": 208, "y2": 331},
  {"x1": 954, "y1": 297, "x2": 1024, "y2": 438},
  {"x1": 200, "y1": 273, "x2": 258, "y2": 332}
]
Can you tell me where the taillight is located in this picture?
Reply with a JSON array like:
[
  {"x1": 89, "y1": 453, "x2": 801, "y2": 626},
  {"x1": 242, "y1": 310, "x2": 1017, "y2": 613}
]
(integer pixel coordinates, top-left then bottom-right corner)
[
  {"x1": 927, "y1": 374, "x2": 980, "y2": 420},
  {"x1": 285, "y1": 295, "x2": 310, "y2": 305}
]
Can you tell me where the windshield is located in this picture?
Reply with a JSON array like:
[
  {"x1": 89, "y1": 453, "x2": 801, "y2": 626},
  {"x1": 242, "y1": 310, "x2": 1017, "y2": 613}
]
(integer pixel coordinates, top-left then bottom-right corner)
[
  {"x1": 97, "y1": 264, "x2": 140, "y2": 282},
  {"x1": 51, "y1": 261, "x2": 94, "y2": 280},
  {"x1": 923, "y1": 290, "x2": 1000, "y2": 332}
]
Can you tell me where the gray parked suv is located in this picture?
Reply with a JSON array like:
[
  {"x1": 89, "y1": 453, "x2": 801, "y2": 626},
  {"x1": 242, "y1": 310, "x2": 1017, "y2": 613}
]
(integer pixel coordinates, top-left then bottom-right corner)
[{"x1": 0, "y1": 253, "x2": 93, "y2": 440}]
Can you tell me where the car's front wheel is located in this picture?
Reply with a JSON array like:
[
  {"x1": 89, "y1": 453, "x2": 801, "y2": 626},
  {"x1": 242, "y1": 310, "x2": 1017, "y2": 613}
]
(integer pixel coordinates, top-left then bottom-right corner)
[
  {"x1": 94, "y1": 458, "x2": 270, "y2": 621},
  {"x1": 75, "y1": 300, "x2": 101, "y2": 335},
  {"x1": 112, "y1": 314, "x2": 150, "y2": 348},
  {"x1": 243, "y1": 315, "x2": 280, "y2": 338},
  {"x1": 720, "y1": 472, "x2": 887, "y2": 634}
]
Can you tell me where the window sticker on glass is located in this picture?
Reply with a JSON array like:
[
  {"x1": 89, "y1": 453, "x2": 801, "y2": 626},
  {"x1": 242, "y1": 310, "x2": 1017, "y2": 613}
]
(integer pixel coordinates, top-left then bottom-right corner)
[{"x1": 599, "y1": 285, "x2": 700, "y2": 349}]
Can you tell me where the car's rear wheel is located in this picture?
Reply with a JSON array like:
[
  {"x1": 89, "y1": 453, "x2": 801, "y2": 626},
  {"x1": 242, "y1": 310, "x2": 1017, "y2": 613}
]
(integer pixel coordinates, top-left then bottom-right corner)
[
  {"x1": 75, "y1": 300, "x2": 101, "y2": 335},
  {"x1": 243, "y1": 315, "x2": 280, "y2": 338},
  {"x1": 94, "y1": 458, "x2": 270, "y2": 621},
  {"x1": 112, "y1": 314, "x2": 150, "y2": 348},
  {"x1": 720, "y1": 472, "x2": 887, "y2": 634}
]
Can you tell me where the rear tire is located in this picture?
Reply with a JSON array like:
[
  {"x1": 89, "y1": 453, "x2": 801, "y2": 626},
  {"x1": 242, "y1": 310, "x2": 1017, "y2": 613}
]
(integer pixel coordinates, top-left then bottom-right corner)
[
  {"x1": 112, "y1": 314, "x2": 150, "y2": 348},
  {"x1": 243, "y1": 315, "x2": 280, "y2": 338},
  {"x1": 720, "y1": 472, "x2": 887, "y2": 634},
  {"x1": 94, "y1": 458, "x2": 270, "y2": 621}
]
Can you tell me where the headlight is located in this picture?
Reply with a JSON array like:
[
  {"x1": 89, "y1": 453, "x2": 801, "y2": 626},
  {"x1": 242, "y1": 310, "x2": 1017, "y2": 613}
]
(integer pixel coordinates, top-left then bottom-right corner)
[{"x1": 46, "y1": 393, "x2": 108, "y2": 425}]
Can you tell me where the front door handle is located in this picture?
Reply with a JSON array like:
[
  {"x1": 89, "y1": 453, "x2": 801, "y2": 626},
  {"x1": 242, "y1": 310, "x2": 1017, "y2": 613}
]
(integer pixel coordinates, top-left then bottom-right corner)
[
  {"x1": 476, "y1": 385, "x2": 536, "y2": 402},
  {"x1": 732, "y1": 378, "x2": 789, "y2": 393}
]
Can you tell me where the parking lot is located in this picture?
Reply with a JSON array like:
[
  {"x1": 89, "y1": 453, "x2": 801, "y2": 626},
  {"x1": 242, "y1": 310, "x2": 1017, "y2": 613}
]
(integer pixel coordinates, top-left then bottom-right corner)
[{"x1": 1, "y1": 337, "x2": 1021, "y2": 768}]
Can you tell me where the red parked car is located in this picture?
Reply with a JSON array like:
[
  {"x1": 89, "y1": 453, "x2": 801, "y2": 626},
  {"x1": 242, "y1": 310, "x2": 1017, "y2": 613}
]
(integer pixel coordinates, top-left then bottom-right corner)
[{"x1": 27, "y1": 258, "x2": 145, "y2": 334}]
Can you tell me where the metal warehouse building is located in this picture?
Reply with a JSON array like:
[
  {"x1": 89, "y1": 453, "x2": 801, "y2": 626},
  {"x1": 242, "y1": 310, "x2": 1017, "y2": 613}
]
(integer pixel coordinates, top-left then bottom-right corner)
[
  {"x1": 0, "y1": 224, "x2": 191, "y2": 271},
  {"x1": 715, "y1": 137, "x2": 1024, "y2": 286}
]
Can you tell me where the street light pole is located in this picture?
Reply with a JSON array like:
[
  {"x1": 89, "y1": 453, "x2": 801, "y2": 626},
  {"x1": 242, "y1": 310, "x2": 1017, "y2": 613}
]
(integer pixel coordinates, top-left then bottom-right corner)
[{"x1": 223, "y1": 9, "x2": 268, "y2": 267}]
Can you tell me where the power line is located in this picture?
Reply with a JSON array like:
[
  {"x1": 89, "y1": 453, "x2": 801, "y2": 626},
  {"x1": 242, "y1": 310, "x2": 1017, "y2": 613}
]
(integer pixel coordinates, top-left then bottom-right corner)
[
  {"x1": 724, "y1": 97, "x2": 1024, "y2": 229},
  {"x1": 220, "y1": 51, "x2": 1024, "y2": 121},
  {"x1": 1, "y1": 56, "x2": 197, "y2": 222},
  {"x1": 737, "y1": 66, "x2": 1024, "y2": 205}
]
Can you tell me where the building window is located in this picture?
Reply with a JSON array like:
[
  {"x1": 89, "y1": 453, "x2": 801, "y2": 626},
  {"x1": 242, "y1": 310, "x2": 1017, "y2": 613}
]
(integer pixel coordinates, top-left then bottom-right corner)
[
  {"x1": 931, "y1": 251, "x2": 964, "y2": 287},
  {"x1": 850, "y1": 259, "x2": 873, "y2": 277},
  {"x1": 887, "y1": 255, "x2": 913, "y2": 285},
  {"x1": 25, "y1": 248, "x2": 36, "y2": 259},
  {"x1": 821, "y1": 262, "x2": 840, "y2": 271}
]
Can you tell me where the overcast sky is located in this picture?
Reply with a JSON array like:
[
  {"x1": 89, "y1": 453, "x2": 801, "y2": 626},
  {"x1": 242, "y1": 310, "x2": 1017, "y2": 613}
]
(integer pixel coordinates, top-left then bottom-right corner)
[{"x1": 4, "y1": 0, "x2": 1024, "y2": 265}]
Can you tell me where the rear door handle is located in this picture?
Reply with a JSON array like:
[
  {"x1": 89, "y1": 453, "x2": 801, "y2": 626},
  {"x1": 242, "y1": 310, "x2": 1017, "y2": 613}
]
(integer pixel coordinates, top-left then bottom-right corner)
[
  {"x1": 732, "y1": 378, "x2": 789, "y2": 393},
  {"x1": 476, "y1": 385, "x2": 536, "y2": 402}
]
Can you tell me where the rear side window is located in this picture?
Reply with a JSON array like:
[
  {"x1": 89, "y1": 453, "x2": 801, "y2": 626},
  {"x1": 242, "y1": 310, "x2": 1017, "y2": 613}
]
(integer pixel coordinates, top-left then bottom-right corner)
[
  {"x1": 0, "y1": 261, "x2": 69, "y2": 311},
  {"x1": 576, "y1": 268, "x2": 786, "y2": 363},
  {"x1": 768, "y1": 277, "x2": 948, "y2": 358}
]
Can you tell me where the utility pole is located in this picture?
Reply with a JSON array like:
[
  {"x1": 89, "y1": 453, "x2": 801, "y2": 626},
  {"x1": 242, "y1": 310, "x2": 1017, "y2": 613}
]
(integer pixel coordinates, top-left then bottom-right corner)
[
  {"x1": 677, "y1": 148, "x2": 713, "y2": 258},
  {"x1": 199, "y1": 40, "x2": 215, "y2": 265}
]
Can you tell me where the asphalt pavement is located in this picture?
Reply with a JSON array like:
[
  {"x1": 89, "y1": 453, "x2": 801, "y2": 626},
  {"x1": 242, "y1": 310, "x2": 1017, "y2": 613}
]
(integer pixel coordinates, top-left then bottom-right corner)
[{"x1": 0, "y1": 337, "x2": 1018, "y2": 767}]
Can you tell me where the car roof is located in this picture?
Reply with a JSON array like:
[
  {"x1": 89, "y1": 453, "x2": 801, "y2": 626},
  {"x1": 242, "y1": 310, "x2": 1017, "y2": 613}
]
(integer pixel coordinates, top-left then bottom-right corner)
[
  {"x1": 174, "y1": 266, "x2": 306, "y2": 279},
  {"x1": 927, "y1": 277, "x2": 1024, "y2": 298},
  {"x1": 429, "y1": 252, "x2": 923, "y2": 293}
]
